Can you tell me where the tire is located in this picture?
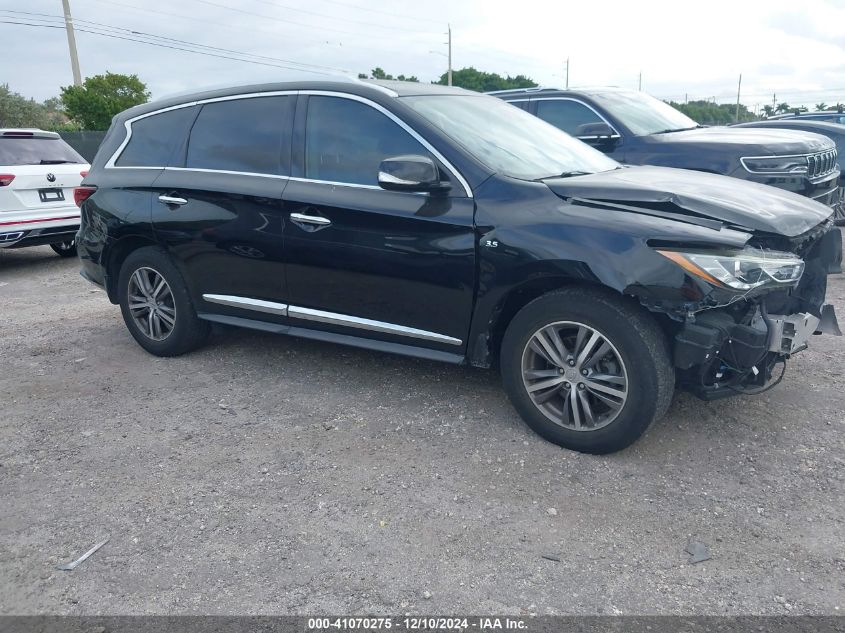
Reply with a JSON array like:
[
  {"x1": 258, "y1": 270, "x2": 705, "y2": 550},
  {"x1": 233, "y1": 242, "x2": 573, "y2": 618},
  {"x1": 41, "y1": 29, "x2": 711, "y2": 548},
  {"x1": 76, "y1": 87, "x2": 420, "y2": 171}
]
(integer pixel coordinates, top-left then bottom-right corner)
[
  {"x1": 50, "y1": 240, "x2": 77, "y2": 257},
  {"x1": 117, "y1": 246, "x2": 210, "y2": 356},
  {"x1": 500, "y1": 287, "x2": 674, "y2": 454}
]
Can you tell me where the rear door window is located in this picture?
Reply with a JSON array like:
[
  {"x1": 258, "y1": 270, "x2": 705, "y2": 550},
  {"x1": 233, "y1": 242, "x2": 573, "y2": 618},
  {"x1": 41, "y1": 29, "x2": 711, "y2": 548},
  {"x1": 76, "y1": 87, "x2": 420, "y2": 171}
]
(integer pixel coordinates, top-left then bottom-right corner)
[
  {"x1": 0, "y1": 137, "x2": 85, "y2": 166},
  {"x1": 304, "y1": 95, "x2": 431, "y2": 186},
  {"x1": 535, "y1": 99, "x2": 606, "y2": 136},
  {"x1": 186, "y1": 96, "x2": 293, "y2": 175},
  {"x1": 116, "y1": 106, "x2": 197, "y2": 167}
]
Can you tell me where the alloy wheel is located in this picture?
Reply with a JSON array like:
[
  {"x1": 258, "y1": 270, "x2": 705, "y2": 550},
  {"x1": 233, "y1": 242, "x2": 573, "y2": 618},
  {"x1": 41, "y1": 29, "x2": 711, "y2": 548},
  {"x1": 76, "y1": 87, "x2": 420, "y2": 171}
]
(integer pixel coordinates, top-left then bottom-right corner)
[
  {"x1": 127, "y1": 267, "x2": 176, "y2": 341},
  {"x1": 521, "y1": 321, "x2": 628, "y2": 431}
]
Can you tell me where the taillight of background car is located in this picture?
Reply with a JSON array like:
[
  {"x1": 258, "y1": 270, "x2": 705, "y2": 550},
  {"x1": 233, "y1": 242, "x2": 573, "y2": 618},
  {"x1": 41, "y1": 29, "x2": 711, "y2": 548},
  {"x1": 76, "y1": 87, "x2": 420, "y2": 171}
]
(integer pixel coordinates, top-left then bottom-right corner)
[
  {"x1": 0, "y1": 174, "x2": 15, "y2": 186},
  {"x1": 74, "y1": 186, "x2": 96, "y2": 207}
]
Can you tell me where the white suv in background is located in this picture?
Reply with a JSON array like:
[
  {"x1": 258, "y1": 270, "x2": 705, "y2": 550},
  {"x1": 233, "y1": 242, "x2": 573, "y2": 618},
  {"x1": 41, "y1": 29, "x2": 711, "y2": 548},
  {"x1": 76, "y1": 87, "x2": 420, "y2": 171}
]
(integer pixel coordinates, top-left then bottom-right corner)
[{"x1": 0, "y1": 129, "x2": 90, "y2": 257}]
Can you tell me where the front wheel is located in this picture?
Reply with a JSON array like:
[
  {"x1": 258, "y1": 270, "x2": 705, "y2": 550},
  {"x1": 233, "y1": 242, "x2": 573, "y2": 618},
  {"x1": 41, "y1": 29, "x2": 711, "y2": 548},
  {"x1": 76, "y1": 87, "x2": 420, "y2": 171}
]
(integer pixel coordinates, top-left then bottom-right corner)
[
  {"x1": 500, "y1": 288, "x2": 674, "y2": 454},
  {"x1": 118, "y1": 246, "x2": 210, "y2": 356},
  {"x1": 50, "y1": 240, "x2": 77, "y2": 257}
]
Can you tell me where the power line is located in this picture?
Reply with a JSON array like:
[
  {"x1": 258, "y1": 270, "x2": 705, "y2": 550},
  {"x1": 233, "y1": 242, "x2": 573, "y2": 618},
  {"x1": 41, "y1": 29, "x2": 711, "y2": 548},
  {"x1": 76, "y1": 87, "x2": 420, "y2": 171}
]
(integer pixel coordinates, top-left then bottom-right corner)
[
  {"x1": 244, "y1": 0, "x2": 439, "y2": 35},
  {"x1": 312, "y1": 0, "x2": 445, "y2": 25},
  {"x1": 86, "y1": 0, "x2": 343, "y2": 48},
  {"x1": 0, "y1": 10, "x2": 348, "y2": 73},
  {"x1": 183, "y1": 0, "x2": 437, "y2": 44},
  {"x1": 0, "y1": 19, "x2": 341, "y2": 75}
]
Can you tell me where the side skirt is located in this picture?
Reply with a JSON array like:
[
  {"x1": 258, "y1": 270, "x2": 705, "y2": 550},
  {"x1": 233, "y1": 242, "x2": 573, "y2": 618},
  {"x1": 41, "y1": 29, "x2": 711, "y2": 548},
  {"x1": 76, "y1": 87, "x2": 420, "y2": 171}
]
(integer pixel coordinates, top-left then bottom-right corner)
[{"x1": 197, "y1": 312, "x2": 466, "y2": 364}]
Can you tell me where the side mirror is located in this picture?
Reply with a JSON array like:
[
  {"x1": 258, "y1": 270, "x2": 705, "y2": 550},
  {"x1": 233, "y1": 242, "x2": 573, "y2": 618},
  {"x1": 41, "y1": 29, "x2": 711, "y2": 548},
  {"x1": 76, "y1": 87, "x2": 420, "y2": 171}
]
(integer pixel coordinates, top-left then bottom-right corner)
[
  {"x1": 574, "y1": 122, "x2": 620, "y2": 149},
  {"x1": 378, "y1": 155, "x2": 450, "y2": 193},
  {"x1": 575, "y1": 122, "x2": 616, "y2": 138}
]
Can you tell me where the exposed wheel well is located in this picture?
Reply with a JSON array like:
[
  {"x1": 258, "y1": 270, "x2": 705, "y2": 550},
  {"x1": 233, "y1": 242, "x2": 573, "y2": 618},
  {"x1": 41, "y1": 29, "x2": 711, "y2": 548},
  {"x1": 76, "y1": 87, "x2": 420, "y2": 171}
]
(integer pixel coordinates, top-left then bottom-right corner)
[
  {"x1": 487, "y1": 277, "x2": 673, "y2": 368},
  {"x1": 105, "y1": 235, "x2": 158, "y2": 303}
]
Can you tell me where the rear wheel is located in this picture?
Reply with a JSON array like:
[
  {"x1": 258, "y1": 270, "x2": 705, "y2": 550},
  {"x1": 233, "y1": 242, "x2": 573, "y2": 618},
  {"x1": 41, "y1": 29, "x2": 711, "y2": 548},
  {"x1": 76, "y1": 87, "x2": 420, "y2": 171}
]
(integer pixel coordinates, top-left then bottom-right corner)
[
  {"x1": 500, "y1": 288, "x2": 674, "y2": 454},
  {"x1": 118, "y1": 247, "x2": 210, "y2": 356},
  {"x1": 50, "y1": 239, "x2": 77, "y2": 257}
]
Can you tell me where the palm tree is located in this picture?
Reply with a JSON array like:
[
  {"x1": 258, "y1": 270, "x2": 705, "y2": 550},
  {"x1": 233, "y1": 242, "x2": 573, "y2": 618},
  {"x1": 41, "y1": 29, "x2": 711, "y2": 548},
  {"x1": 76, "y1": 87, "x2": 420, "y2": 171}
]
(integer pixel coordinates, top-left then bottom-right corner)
[
  {"x1": 762, "y1": 105, "x2": 774, "y2": 118},
  {"x1": 836, "y1": 102, "x2": 845, "y2": 113},
  {"x1": 816, "y1": 102, "x2": 828, "y2": 111},
  {"x1": 775, "y1": 102, "x2": 791, "y2": 113}
]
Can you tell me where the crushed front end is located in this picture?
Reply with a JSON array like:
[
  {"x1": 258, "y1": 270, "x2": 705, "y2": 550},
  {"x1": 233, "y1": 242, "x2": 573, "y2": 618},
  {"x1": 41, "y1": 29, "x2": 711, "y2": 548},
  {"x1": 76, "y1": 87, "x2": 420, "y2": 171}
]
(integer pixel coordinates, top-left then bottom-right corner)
[{"x1": 663, "y1": 221, "x2": 842, "y2": 399}]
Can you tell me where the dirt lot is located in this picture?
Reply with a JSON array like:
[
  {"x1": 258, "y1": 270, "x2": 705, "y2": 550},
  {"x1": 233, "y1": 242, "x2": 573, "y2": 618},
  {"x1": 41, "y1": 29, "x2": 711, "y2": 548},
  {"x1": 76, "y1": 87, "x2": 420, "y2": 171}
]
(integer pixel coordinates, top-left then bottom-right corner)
[{"x1": 1, "y1": 243, "x2": 843, "y2": 615}]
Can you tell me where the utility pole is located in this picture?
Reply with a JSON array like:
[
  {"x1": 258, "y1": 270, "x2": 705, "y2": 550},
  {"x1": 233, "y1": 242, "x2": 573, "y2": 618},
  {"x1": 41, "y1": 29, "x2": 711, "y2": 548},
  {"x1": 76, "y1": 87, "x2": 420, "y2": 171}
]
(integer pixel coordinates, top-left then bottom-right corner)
[
  {"x1": 638, "y1": 72, "x2": 642, "y2": 91},
  {"x1": 61, "y1": 0, "x2": 82, "y2": 85},
  {"x1": 447, "y1": 24, "x2": 452, "y2": 87},
  {"x1": 565, "y1": 57, "x2": 569, "y2": 89},
  {"x1": 735, "y1": 73, "x2": 742, "y2": 122}
]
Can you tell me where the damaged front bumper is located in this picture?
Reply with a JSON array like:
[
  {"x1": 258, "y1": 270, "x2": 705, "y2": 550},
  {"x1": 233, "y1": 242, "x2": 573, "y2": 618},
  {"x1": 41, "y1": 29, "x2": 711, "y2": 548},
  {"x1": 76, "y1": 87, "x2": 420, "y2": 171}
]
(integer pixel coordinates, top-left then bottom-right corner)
[
  {"x1": 670, "y1": 221, "x2": 842, "y2": 400},
  {"x1": 674, "y1": 303, "x2": 841, "y2": 400}
]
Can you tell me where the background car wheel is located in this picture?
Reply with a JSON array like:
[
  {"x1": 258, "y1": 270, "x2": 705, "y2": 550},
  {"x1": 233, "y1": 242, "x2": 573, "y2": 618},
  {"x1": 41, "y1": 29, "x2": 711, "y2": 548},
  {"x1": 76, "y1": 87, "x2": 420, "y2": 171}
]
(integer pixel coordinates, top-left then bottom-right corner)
[
  {"x1": 500, "y1": 287, "x2": 674, "y2": 454},
  {"x1": 118, "y1": 246, "x2": 210, "y2": 356},
  {"x1": 50, "y1": 240, "x2": 77, "y2": 257}
]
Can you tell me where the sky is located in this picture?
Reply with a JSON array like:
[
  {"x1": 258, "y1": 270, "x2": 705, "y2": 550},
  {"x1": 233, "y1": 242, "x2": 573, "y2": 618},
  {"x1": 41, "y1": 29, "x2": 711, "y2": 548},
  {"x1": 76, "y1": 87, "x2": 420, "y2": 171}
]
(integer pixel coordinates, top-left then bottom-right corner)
[{"x1": 4, "y1": 0, "x2": 845, "y2": 112}]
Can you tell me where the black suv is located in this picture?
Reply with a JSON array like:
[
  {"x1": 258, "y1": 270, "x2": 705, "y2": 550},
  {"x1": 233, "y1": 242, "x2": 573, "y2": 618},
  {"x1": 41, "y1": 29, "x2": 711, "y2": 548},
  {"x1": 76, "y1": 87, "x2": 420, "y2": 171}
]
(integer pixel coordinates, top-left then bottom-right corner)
[
  {"x1": 493, "y1": 87, "x2": 840, "y2": 206},
  {"x1": 77, "y1": 80, "x2": 842, "y2": 454}
]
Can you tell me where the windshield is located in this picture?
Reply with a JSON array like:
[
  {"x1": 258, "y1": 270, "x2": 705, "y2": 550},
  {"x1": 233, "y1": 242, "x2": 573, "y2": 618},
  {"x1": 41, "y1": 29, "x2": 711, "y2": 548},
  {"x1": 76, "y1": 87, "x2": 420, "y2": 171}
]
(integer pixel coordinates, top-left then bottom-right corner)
[
  {"x1": 589, "y1": 91, "x2": 700, "y2": 136},
  {"x1": 402, "y1": 95, "x2": 619, "y2": 180},
  {"x1": 0, "y1": 137, "x2": 85, "y2": 166}
]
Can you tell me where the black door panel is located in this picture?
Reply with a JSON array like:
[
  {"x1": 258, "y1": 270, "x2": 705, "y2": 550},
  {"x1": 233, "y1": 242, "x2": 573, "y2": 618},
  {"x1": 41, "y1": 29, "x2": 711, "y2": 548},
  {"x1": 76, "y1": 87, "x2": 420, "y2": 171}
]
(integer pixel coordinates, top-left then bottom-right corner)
[
  {"x1": 150, "y1": 169, "x2": 289, "y2": 318},
  {"x1": 284, "y1": 180, "x2": 475, "y2": 347}
]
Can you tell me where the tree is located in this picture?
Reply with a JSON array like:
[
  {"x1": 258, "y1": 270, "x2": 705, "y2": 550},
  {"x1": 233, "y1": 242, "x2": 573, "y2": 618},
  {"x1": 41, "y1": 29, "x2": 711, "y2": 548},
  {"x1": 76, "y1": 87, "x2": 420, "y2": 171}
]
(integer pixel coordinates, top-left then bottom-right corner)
[
  {"x1": 775, "y1": 102, "x2": 791, "y2": 113},
  {"x1": 435, "y1": 67, "x2": 537, "y2": 92},
  {"x1": 762, "y1": 104, "x2": 774, "y2": 118},
  {"x1": 0, "y1": 84, "x2": 51, "y2": 128},
  {"x1": 836, "y1": 102, "x2": 845, "y2": 113},
  {"x1": 668, "y1": 100, "x2": 757, "y2": 125},
  {"x1": 360, "y1": 68, "x2": 418, "y2": 82},
  {"x1": 60, "y1": 72, "x2": 149, "y2": 130},
  {"x1": 816, "y1": 102, "x2": 828, "y2": 111}
]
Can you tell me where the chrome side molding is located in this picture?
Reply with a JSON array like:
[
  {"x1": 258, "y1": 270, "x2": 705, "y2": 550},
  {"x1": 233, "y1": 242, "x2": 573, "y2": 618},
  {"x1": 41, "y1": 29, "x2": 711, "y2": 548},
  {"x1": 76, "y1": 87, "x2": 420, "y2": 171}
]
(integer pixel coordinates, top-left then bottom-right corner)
[
  {"x1": 287, "y1": 305, "x2": 462, "y2": 346},
  {"x1": 201, "y1": 294, "x2": 461, "y2": 346},
  {"x1": 202, "y1": 294, "x2": 288, "y2": 316}
]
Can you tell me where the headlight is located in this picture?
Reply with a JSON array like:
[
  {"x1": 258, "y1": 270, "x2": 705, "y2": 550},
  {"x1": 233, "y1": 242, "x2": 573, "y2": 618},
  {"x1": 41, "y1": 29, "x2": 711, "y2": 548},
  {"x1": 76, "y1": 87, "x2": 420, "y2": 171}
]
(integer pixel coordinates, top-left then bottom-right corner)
[
  {"x1": 740, "y1": 155, "x2": 808, "y2": 174},
  {"x1": 657, "y1": 248, "x2": 804, "y2": 290}
]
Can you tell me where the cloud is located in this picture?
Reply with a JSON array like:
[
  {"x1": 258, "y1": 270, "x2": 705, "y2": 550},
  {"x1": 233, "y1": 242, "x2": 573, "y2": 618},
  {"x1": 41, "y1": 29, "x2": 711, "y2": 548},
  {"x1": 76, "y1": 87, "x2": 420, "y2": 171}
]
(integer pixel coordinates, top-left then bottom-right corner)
[{"x1": 3, "y1": 0, "x2": 845, "y2": 111}]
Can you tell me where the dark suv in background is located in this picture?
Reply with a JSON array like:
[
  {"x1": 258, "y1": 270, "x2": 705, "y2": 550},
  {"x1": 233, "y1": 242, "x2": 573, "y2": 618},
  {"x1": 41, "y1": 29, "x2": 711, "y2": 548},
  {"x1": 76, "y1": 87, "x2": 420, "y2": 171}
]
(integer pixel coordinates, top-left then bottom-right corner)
[
  {"x1": 493, "y1": 87, "x2": 840, "y2": 206},
  {"x1": 77, "y1": 80, "x2": 841, "y2": 454}
]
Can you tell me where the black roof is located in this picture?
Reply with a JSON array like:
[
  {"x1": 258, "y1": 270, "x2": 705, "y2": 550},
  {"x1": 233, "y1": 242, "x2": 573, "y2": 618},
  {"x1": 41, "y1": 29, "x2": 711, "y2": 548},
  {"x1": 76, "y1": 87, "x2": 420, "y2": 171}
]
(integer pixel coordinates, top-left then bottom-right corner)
[
  {"x1": 115, "y1": 78, "x2": 477, "y2": 122},
  {"x1": 733, "y1": 119, "x2": 845, "y2": 136},
  {"x1": 489, "y1": 86, "x2": 633, "y2": 99}
]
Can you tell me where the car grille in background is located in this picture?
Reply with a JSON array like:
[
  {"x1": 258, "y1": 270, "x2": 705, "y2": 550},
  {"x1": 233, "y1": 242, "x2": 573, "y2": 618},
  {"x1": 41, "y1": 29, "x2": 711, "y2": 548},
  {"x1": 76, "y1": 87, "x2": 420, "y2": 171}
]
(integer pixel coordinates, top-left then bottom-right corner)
[{"x1": 807, "y1": 149, "x2": 838, "y2": 179}]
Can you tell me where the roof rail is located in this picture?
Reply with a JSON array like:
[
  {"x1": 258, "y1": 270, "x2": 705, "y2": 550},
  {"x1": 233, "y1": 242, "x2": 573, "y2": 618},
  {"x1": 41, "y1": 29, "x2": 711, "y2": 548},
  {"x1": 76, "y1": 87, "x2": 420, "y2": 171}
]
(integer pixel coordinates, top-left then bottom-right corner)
[{"x1": 485, "y1": 86, "x2": 562, "y2": 96}]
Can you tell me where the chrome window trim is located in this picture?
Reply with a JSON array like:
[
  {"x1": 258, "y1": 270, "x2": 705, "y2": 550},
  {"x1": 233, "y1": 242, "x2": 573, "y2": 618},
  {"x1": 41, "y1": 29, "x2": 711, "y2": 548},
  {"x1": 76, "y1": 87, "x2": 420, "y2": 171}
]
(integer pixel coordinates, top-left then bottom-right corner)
[
  {"x1": 164, "y1": 166, "x2": 289, "y2": 180},
  {"x1": 201, "y1": 293, "x2": 462, "y2": 346},
  {"x1": 300, "y1": 90, "x2": 472, "y2": 197},
  {"x1": 203, "y1": 294, "x2": 288, "y2": 316},
  {"x1": 289, "y1": 176, "x2": 382, "y2": 190},
  {"x1": 106, "y1": 90, "x2": 299, "y2": 169},
  {"x1": 531, "y1": 97, "x2": 621, "y2": 137},
  {"x1": 288, "y1": 305, "x2": 462, "y2": 346},
  {"x1": 103, "y1": 89, "x2": 473, "y2": 197}
]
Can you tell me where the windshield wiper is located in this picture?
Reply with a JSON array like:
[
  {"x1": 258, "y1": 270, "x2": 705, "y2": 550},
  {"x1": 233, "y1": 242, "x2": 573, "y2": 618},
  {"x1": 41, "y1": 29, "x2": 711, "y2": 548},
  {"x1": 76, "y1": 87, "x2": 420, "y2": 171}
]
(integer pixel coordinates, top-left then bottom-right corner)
[
  {"x1": 39, "y1": 159, "x2": 75, "y2": 164},
  {"x1": 651, "y1": 125, "x2": 703, "y2": 135},
  {"x1": 539, "y1": 170, "x2": 592, "y2": 180}
]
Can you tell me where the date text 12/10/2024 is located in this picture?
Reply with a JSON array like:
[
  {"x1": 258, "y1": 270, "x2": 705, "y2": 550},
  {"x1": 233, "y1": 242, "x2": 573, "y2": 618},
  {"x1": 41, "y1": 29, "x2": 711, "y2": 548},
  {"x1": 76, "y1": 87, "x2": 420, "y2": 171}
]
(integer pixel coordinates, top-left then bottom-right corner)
[{"x1": 307, "y1": 617, "x2": 528, "y2": 630}]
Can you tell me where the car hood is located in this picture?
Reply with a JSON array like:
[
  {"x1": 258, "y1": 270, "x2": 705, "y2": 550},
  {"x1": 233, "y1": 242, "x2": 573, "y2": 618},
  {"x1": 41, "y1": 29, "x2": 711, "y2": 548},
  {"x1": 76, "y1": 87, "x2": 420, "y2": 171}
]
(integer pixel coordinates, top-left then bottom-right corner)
[
  {"x1": 544, "y1": 165, "x2": 832, "y2": 237},
  {"x1": 647, "y1": 126, "x2": 834, "y2": 155}
]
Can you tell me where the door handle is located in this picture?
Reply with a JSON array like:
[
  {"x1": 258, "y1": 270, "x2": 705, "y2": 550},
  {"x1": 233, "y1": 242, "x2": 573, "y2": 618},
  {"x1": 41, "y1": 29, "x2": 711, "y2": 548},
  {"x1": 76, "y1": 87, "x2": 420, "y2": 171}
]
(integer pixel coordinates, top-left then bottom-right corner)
[
  {"x1": 290, "y1": 212, "x2": 331, "y2": 226},
  {"x1": 158, "y1": 195, "x2": 188, "y2": 206}
]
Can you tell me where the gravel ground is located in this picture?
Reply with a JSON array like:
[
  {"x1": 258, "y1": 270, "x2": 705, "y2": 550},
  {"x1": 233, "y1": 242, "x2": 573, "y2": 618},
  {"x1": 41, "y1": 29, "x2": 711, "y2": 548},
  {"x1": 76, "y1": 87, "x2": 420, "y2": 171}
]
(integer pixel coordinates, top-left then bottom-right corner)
[{"x1": 1, "y1": 243, "x2": 843, "y2": 616}]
